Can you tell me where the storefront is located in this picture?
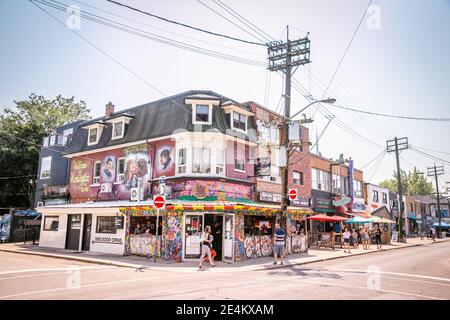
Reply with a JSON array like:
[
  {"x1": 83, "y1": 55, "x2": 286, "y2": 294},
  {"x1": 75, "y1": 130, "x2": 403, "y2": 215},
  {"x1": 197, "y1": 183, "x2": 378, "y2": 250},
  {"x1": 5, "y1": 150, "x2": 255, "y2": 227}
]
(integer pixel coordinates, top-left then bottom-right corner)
[{"x1": 407, "y1": 211, "x2": 419, "y2": 235}]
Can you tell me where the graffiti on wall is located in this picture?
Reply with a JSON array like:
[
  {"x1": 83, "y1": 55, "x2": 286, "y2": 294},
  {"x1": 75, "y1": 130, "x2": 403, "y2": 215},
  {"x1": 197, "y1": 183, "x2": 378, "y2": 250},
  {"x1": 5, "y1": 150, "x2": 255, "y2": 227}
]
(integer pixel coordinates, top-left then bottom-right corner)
[
  {"x1": 161, "y1": 215, "x2": 182, "y2": 262},
  {"x1": 70, "y1": 160, "x2": 91, "y2": 193},
  {"x1": 234, "y1": 213, "x2": 245, "y2": 261},
  {"x1": 243, "y1": 235, "x2": 273, "y2": 258},
  {"x1": 179, "y1": 180, "x2": 252, "y2": 200},
  {"x1": 153, "y1": 141, "x2": 175, "y2": 178}
]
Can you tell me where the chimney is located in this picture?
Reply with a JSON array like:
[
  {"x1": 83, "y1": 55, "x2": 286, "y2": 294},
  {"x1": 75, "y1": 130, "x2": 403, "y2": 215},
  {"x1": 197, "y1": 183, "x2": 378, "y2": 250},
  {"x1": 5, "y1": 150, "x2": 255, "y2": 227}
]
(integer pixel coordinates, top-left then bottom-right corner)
[{"x1": 105, "y1": 102, "x2": 115, "y2": 118}]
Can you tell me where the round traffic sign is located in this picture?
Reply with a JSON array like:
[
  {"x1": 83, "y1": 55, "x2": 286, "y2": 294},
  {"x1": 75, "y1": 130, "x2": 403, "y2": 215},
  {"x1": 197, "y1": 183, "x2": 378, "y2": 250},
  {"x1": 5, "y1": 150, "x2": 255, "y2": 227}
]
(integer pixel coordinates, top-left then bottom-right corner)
[
  {"x1": 154, "y1": 195, "x2": 165, "y2": 209},
  {"x1": 288, "y1": 189, "x2": 298, "y2": 201}
]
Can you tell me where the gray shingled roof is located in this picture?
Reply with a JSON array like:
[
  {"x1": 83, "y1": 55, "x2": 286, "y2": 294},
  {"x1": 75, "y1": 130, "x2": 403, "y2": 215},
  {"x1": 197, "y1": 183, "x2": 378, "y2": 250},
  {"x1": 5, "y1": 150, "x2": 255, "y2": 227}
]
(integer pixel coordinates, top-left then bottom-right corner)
[{"x1": 67, "y1": 90, "x2": 257, "y2": 154}]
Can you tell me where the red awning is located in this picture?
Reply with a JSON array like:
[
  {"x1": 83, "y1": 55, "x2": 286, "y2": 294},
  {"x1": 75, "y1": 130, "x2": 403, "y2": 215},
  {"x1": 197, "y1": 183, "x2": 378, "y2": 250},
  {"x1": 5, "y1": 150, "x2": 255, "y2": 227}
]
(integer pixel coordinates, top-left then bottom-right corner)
[{"x1": 307, "y1": 214, "x2": 338, "y2": 222}]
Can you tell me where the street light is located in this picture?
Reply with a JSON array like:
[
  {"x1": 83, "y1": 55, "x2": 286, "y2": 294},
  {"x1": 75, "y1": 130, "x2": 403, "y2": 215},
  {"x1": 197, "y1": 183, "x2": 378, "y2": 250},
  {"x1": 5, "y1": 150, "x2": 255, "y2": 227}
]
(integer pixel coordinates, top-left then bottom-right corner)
[{"x1": 289, "y1": 98, "x2": 336, "y2": 120}]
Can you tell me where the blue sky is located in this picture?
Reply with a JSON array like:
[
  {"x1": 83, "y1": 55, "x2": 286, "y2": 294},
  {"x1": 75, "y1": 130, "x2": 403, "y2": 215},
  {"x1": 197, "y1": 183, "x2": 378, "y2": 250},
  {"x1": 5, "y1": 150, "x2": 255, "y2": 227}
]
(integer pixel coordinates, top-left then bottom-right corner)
[{"x1": 1, "y1": 0, "x2": 449, "y2": 188}]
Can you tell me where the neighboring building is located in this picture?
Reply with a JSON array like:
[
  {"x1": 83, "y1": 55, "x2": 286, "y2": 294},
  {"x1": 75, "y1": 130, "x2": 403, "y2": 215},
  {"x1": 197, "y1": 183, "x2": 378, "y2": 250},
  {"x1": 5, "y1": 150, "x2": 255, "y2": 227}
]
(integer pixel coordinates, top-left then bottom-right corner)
[
  {"x1": 364, "y1": 183, "x2": 391, "y2": 217},
  {"x1": 35, "y1": 120, "x2": 86, "y2": 207}
]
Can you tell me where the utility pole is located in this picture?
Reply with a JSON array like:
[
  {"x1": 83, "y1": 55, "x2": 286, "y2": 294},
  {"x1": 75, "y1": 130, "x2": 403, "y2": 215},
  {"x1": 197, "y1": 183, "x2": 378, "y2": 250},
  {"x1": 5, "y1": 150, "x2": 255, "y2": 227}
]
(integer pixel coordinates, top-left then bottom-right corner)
[
  {"x1": 267, "y1": 27, "x2": 310, "y2": 228},
  {"x1": 427, "y1": 164, "x2": 444, "y2": 238},
  {"x1": 387, "y1": 137, "x2": 408, "y2": 242}
]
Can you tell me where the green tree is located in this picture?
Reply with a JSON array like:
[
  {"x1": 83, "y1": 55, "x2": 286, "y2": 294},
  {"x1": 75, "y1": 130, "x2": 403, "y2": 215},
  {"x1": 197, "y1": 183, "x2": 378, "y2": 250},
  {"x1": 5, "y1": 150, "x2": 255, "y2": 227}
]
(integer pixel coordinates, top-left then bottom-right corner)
[
  {"x1": 0, "y1": 94, "x2": 90, "y2": 209},
  {"x1": 379, "y1": 167, "x2": 433, "y2": 196}
]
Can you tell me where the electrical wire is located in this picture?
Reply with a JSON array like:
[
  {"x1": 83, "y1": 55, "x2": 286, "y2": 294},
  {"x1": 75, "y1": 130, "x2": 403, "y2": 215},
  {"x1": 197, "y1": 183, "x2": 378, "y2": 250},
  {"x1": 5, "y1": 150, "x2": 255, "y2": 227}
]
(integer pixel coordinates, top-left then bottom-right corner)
[
  {"x1": 106, "y1": 0, "x2": 266, "y2": 46},
  {"x1": 410, "y1": 146, "x2": 450, "y2": 166},
  {"x1": 410, "y1": 145, "x2": 450, "y2": 156},
  {"x1": 366, "y1": 149, "x2": 385, "y2": 183},
  {"x1": 359, "y1": 150, "x2": 386, "y2": 169}
]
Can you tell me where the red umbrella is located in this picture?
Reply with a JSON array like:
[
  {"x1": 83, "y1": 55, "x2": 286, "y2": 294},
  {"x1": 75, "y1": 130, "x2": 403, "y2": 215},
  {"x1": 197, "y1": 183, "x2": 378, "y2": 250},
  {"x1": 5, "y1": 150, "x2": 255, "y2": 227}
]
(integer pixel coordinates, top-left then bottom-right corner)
[
  {"x1": 329, "y1": 215, "x2": 349, "y2": 221},
  {"x1": 307, "y1": 214, "x2": 337, "y2": 222}
]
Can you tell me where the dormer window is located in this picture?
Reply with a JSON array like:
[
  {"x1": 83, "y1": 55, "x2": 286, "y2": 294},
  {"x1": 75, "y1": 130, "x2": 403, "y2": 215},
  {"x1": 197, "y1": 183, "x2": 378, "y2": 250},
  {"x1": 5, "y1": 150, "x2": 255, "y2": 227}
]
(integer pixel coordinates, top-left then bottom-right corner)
[
  {"x1": 185, "y1": 95, "x2": 221, "y2": 126},
  {"x1": 233, "y1": 112, "x2": 247, "y2": 131},
  {"x1": 112, "y1": 121, "x2": 124, "y2": 140},
  {"x1": 89, "y1": 128, "x2": 98, "y2": 144}
]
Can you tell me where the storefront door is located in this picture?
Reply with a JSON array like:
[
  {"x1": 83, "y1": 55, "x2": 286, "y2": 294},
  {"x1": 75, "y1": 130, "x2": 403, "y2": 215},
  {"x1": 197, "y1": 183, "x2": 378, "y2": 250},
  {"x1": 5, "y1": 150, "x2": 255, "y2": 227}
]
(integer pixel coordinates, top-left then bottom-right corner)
[
  {"x1": 81, "y1": 214, "x2": 92, "y2": 251},
  {"x1": 223, "y1": 213, "x2": 234, "y2": 263},
  {"x1": 66, "y1": 214, "x2": 81, "y2": 251},
  {"x1": 183, "y1": 213, "x2": 203, "y2": 260}
]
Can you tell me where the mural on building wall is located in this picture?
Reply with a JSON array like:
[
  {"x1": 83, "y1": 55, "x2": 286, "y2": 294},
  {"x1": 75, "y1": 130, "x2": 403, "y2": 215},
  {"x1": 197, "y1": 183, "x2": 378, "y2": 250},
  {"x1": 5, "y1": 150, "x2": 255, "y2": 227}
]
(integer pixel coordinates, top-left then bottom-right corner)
[
  {"x1": 234, "y1": 213, "x2": 245, "y2": 261},
  {"x1": 176, "y1": 180, "x2": 252, "y2": 201},
  {"x1": 243, "y1": 235, "x2": 273, "y2": 258},
  {"x1": 101, "y1": 156, "x2": 116, "y2": 183},
  {"x1": 161, "y1": 215, "x2": 182, "y2": 262},
  {"x1": 70, "y1": 159, "x2": 91, "y2": 194},
  {"x1": 153, "y1": 140, "x2": 175, "y2": 178}
]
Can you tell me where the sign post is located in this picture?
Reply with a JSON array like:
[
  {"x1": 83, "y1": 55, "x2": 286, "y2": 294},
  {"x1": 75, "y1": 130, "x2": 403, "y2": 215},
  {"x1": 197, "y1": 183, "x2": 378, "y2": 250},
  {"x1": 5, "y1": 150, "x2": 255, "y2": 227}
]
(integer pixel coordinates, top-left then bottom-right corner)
[{"x1": 153, "y1": 195, "x2": 166, "y2": 263}]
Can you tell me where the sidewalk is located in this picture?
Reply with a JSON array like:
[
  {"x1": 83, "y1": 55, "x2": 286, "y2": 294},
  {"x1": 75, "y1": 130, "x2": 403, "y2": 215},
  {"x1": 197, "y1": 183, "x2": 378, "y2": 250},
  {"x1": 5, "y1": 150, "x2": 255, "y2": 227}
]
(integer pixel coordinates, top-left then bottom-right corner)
[{"x1": 1, "y1": 237, "x2": 448, "y2": 273}]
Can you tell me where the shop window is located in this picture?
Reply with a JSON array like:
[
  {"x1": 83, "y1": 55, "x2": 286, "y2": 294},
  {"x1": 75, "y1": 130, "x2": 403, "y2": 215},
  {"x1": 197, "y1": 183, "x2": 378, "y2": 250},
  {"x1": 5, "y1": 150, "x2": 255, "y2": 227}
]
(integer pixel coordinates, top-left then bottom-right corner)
[
  {"x1": 244, "y1": 215, "x2": 273, "y2": 235},
  {"x1": 40, "y1": 156, "x2": 52, "y2": 179},
  {"x1": 93, "y1": 161, "x2": 101, "y2": 184},
  {"x1": 177, "y1": 148, "x2": 187, "y2": 174},
  {"x1": 43, "y1": 216, "x2": 59, "y2": 231},
  {"x1": 96, "y1": 216, "x2": 116, "y2": 234},
  {"x1": 293, "y1": 171, "x2": 303, "y2": 185},
  {"x1": 117, "y1": 158, "x2": 125, "y2": 182},
  {"x1": 192, "y1": 147, "x2": 211, "y2": 173}
]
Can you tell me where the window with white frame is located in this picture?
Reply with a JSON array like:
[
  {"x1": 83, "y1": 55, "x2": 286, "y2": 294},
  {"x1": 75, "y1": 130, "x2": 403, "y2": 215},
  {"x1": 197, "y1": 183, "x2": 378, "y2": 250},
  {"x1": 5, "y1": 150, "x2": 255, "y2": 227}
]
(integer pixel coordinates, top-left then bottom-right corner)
[
  {"x1": 373, "y1": 190, "x2": 379, "y2": 203},
  {"x1": 232, "y1": 112, "x2": 247, "y2": 132},
  {"x1": 43, "y1": 136, "x2": 49, "y2": 147},
  {"x1": 382, "y1": 192, "x2": 387, "y2": 204},
  {"x1": 194, "y1": 104, "x2": 210, "y2": 123},
  {"x1": 62, "y1": 128, "x2": 73, "y2": 146},
  {"x1": 93, "y1": 161, "x2": 101, "y2": 184},
  {"x1": 177, "y1": 148, "x2": 187, "y2": 174},
  {"x1": 332, "y1": 174, "x2": 342, "y2": 194},
  {"x1": 234, "y1": 142, "x2": 245, "y2": 172},
  {"x1": 88, "y1": 128, "x2": 98, "y2": 145},
  {"x1": 216, "y1": 149, "x2": 224, "y2": 175},
  {"x1": 293, "y1": 171, "x2": 303, "y2": 185},
  {"x1": 354, "y1": 180, "x2": 362, "y2": 198},
  {"x1": 112, "y1": 121, "x2": 124, "y2": 139},
  {"x1": 192, "y1": 147, "x2": 211, "y2": 173},
  {"x1": 40, "y1": 156, "x2": 52, "y2": 179},
  {"x1": 116, "y1": 158, "x2": 125, "y2": 182},
  {"x1": 49, "y1": 135, "x2": 56, "y2": 146},
  {"x1": 312, "y1": 168, "x2": 330, "y2": 191},
  {"x1": 43, "y1": 216, "x2": 59, "y2": 231}
]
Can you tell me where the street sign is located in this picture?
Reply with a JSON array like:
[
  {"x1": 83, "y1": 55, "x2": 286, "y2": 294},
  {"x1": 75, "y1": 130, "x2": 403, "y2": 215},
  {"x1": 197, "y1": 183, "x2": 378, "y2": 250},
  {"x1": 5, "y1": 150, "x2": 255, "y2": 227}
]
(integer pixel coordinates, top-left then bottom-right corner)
[
  {"x1": 288, "y1": 189, "x2": 298, "y2": 201},
  {"x1": 159, "y1": 176, "x2": 166, "y2": 185},
  {"x1": 153, "y1": 195, "x2": 166, "y2": 209}
]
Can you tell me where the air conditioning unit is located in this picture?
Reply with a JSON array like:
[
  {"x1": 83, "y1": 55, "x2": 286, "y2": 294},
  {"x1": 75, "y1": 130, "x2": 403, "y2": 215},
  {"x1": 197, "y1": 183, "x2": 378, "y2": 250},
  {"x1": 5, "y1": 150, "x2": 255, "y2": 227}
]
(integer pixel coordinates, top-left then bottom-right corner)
[
  {"x1": 130, "y1": 187, "x2": 141, "y2": 201},
  {"x1": 100, "y1": 183, "x2": 112, "y2": 193}
]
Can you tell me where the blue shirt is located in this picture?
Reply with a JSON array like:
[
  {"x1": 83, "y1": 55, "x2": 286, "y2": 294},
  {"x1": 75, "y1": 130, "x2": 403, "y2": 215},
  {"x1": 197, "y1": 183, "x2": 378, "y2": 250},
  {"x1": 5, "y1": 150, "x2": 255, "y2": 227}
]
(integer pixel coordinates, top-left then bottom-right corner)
[{"x1": 275, "y1": 228, "x2": 285, "y2": 245}]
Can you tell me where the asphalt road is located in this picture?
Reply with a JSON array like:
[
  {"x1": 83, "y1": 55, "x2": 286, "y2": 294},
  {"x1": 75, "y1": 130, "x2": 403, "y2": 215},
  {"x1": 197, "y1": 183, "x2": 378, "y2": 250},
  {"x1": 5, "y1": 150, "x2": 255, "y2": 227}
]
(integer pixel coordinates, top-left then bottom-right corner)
[{"x1": 0, "y1": 241, "x2": 449, "y2": 300}]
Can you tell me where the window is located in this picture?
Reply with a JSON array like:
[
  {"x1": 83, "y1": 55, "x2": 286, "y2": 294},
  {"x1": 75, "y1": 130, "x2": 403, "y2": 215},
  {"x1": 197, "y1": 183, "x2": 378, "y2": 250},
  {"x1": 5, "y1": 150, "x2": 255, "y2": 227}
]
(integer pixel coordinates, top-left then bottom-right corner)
[
  {"x1": 293, "y1": 171, "x2": 303, "y2": 185},
  {"x1": 116, "y1": 158, "x2": 125, "y2": 182},
  {"x1": 112, "y1": 121, "x2": 124, "y2": 139},
  {"x1": 177, "y1": 148, "x2": 187, "y2": 174},
  {"x1": 312, "y1": 168, "x2": 319, "y2": 190},
  {"x1": 354, "y1": 180, "x2": 362, "y2": 198},
  {"x1": 216, "y1": 149, "x2": 224, "y2": 175},
  {"x1": 43, "y1": 216, "x2": 59, "y2": 231},
  {"x1": 96, "y1": 216, "x2": 116, "y2": 234},
  {"x1": 89, "y1": 128, "x2": 98, "y2": 144},
  {"x1": 40, "y1": 156, "x2": 52, "y2": 179},
  {"x1": 234, "y1": 158, "x2": 245, "y2": 172},
  {"x1": 195, "y1": 104, "x2": 210, "y2": 123},
  {"x1": 232, "y1": 112, "x2": 247, "y2": 131},
  {"x1": 312, "y1": 169, "x2": 330, "y2": 191},
  {"x1": 332, "y1": 174, "x2": 342, "y2": 194},
  {"x1": 49, "y1": 135, "x2": 56, "y2": 146},
  {"x1": 93, "y1": 161, "x2": 101, "y2": 184},
  {"x1": 381, "y1": 192, "x2": 387, "y2": 204},
  {"x1": 322, "y1": 171, "x2": 331, "y2": 192},
  {"x1": 373, "y1": 190, "x2": 379, "y2": 203},
  {"x1": 62, "y1": 128, "x2": 73, "y2": 146},
  {"x1": 43, "y1": 136, "x2": 49, "y2": 147},
  {"x1": 192, "y1": 147, "x2": 211, "y2": 173}
]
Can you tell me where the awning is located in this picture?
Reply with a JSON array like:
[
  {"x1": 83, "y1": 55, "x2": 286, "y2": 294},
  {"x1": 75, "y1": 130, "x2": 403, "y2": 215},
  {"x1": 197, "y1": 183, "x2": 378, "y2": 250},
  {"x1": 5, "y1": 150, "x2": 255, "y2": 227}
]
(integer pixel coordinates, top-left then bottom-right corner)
[
  {"x1": 314, "y1": 208, "x2": 335, "y2": 213},
  {"x1": 345, "y1": 216, "x2": 373, "y2": 224},
  {"x1": 307, "y1": 214, "x2": 339, "y2": 222}
]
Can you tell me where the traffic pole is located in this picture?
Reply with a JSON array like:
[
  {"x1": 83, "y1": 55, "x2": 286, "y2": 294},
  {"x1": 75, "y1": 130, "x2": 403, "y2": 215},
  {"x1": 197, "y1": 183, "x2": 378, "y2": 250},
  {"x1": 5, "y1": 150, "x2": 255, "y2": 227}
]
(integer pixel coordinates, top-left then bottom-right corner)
[{"x1": 154, "y1": 208, "x2": 159, "y2": 263}]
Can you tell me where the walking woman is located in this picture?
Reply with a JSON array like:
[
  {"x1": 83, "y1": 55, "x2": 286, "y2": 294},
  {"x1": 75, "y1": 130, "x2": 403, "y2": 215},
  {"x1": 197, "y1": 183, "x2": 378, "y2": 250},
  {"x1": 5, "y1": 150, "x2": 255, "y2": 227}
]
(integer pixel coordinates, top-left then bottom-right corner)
[
  {"x1": 362, "y1": 227, "x2": 369, "y2": 250},
  {"x1": 343, "y1": 228, "x2": 351, "y2": 253},
  {"x1": 375, "y1": 225, "x2": 383, "y2": 249},
  {"x1": 198, "y1": 226, "x2": 216, "y2": 269}
]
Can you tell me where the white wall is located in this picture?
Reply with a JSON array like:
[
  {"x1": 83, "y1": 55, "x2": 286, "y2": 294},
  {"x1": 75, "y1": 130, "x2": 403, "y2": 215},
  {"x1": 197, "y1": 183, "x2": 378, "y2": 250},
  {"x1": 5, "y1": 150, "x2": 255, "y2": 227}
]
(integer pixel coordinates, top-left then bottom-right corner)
[
  {"x1": 366, "y1": 184, "x2": 391, "y2": 214},
  {"x1": 90, "y1": 212, "x2": 127, "y2": 255},
  {"x1": 39, "y1": 214, "x2": 68, "y2": 249}
]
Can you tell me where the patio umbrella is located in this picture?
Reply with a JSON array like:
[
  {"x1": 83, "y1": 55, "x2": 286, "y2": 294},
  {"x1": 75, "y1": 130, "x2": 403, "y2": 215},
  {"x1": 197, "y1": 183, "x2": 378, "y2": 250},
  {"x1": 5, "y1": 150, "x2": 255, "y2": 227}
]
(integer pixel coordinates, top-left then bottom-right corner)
[
  {"x1": 344, "y1": 216, "x2": 372, "y2": 224},
  {"x1": 375, "y1": 218, "x2": 396, "y2": 224},
  {"x1": 432, "y1": 222, "x2": 450, "y2": 228},
  {"x1": 307, "y1": 214, "x2": 337, "y2": 222},
  {"x1": 329, "y1": 215, "x2": 349, "y2": 222}
]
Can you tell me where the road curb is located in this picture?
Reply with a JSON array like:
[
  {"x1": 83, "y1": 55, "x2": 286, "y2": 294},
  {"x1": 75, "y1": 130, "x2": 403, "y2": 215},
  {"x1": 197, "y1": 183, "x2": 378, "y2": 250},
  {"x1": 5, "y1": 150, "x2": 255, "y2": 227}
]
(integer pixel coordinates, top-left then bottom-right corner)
[{"x1": 253, "y1": 239, "x2": 448, "y2": 271}]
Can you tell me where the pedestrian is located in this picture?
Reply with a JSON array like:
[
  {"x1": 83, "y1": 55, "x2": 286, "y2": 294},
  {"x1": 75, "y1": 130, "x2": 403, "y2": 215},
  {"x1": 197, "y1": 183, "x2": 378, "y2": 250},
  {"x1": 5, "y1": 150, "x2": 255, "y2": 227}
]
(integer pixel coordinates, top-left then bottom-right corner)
[
  {"x1": 375, "y1": 225, "x2": 383, "y2": 249},
  {"x1": 343, "y1": 228, "x2": 351, "y2": 253},
  {"x1": 361, "y1": 227, "x2": 367, "y2": 250},
  {"x1": 430, "y1": 227, "x2": 436, "y2": 241},
  {"x1": 273, "y1": 223, "x2": 286, "y2": 265},
  {"x1": 352, "y1": 229, "x2": 359, "y2": 249},
  {"x1": 198, "y1": 226, "x2": 216, "y2": 269}
]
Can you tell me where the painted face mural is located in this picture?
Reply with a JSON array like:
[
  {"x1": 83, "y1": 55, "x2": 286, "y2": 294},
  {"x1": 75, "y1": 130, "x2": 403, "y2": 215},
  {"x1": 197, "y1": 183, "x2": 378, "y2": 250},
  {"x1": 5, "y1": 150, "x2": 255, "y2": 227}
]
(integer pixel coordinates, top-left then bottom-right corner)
[
  {"x1": 154, "y1": 143, "x2": 175, "y2": 177},
  {"x1": 116, "y1": 144, "x2": 151, "y2": 197},
  {"x1": 102, "y1": 156, "x2": 116, "y2": 182}
]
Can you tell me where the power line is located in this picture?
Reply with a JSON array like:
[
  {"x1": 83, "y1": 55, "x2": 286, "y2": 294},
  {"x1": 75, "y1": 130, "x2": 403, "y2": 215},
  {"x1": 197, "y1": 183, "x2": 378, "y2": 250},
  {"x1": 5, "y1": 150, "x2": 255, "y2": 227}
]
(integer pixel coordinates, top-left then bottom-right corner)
[
  {"x1": 106, "y1": 0, "x2": 266, "y2": 46},
  {"x1": 195, "y1": 0, "x2": 268, "y2": 44},
  {"x1": 327, "y1": 104, "x2": 450, "y2": 122},
  {"x1": 366, "y1": 149, "x2": 385, "y2": 183},
  {"x1": 34, "y1": 0, "x2": 266, "y2": 67},
  {"x1": 360, "y1": 150, "x2": 386, "y2": 169},
  {"x1": 321, "y1": 0, "x2": 373, "y2": 98},
  {"x1": 410, "y1": 146, "x2": 450, "y2": 166},
  {"x1": 410, "y1": 145, "x2": 450, "y2": 156}
]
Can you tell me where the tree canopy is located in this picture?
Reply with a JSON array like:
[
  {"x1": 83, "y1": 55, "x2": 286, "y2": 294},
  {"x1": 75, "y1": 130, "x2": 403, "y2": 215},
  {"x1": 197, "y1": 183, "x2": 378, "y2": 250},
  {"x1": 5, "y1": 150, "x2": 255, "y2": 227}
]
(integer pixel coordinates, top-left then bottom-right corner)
[
  {"x1": 379, "y1": 167, "x2": 434, "y2": 196},
  {"x1": 0, "y1": 94, "x2": 90, "y2": 209}
]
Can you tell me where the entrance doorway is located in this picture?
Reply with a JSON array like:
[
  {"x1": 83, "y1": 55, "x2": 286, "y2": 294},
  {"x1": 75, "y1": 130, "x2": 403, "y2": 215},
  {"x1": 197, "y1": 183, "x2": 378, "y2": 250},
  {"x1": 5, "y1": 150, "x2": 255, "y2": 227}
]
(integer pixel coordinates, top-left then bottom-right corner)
[
  {"x1": 66, "y1": 214, "x2": 81, "y2": 250},
  {"x1": 81, "y1": 214, "x2": 92, "y2": 251},
  {"x1": 204, "y1": 214, "x2": 223, "y2": 261}
]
